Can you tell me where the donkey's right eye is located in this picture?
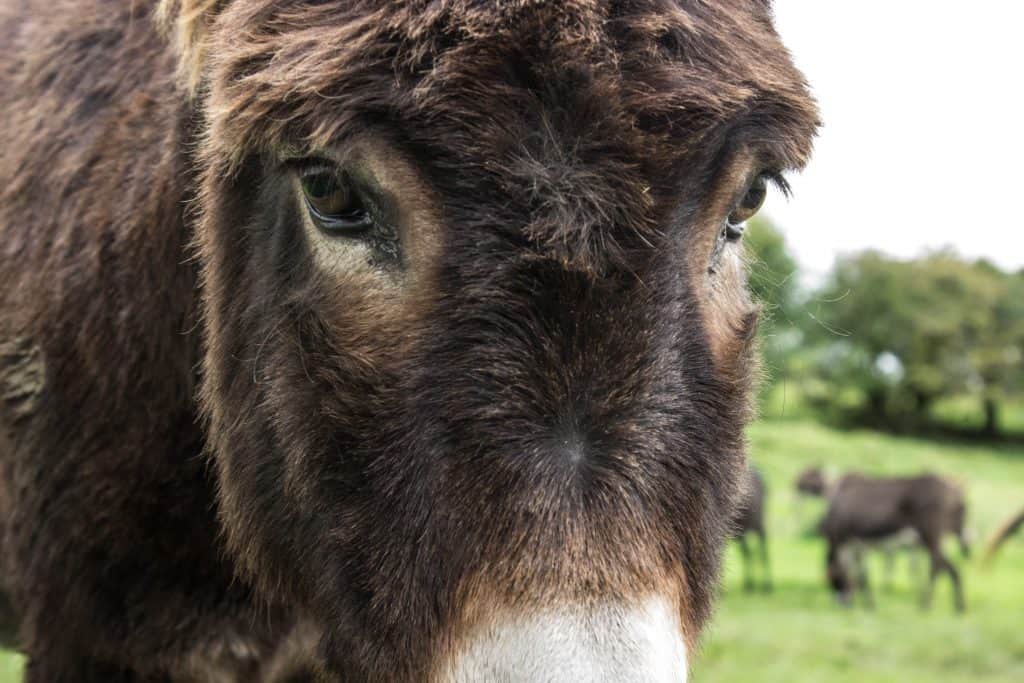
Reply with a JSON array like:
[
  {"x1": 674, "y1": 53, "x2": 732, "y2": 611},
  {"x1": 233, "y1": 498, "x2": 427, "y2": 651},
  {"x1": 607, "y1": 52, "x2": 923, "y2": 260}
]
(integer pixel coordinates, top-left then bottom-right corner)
[{"x1": 298, "y1": 166, "x2": 374, "y2": 234}]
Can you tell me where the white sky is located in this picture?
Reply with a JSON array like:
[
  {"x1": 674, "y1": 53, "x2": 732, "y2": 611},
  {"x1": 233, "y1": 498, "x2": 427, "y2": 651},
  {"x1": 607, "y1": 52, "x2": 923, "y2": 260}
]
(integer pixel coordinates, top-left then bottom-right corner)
[{"x1": 764, "y1": 1, "x2": 1024, "y2": 281}]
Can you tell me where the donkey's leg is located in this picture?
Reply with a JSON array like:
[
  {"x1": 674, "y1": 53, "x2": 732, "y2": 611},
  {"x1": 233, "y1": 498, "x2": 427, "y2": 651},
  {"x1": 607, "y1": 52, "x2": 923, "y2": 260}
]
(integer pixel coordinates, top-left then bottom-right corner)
[
  {"x1": 757, "y1": 529, "x2": 772, "y2": 593},
  {"x1": 737, "y1": 535, "x2": 754, "y2": 592},
  {"x1": 908, "y1": 545, "x2": 923, "y2": 589},
  {"x1": 882, "y1": 547, "x2": 895, "y2": 592},
  {"x1": 921, "y1": 555, "x2": 938, "y2": 610},
  {"x1": 921, "y1": 537, "x2": 965, "y2": 612},
  {"x1": 855, "y1": 549, "x2": 874, "y2": 609},
  {"x1": 929, "y1": 547, "x2": 966, "y2": 613},
  {"x1": 848, "y1": 547, "x2": 863, "y2": 606}
]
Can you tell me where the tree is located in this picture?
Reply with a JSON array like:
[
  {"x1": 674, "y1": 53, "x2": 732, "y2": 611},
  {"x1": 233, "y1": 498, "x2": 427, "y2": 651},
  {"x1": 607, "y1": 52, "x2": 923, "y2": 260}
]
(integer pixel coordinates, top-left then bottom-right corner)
[
  {"x1": 973, "y1": 267, "x2": 1024, "y2": 434},
  {"x1": 802, "y1": 250, "x2": 1024, "y2": 434}
]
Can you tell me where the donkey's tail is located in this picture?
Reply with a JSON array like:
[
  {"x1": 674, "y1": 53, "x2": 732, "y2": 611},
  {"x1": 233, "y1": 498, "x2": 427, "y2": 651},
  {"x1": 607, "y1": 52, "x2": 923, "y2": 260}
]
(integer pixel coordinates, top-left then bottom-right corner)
[{"x1": 982, "y1": 506, "x2": 1024, "y2": 567}]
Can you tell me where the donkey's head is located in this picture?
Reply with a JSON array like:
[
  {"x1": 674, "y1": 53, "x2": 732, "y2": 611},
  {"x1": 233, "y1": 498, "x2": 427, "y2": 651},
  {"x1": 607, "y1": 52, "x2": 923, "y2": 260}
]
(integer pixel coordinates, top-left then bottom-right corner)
[
  {"x1": 796, "y1": 466, "x2": 829, "y2": 497},
  {"x1": 163, "y1": 0, "x2": 817, "y2": 678}
]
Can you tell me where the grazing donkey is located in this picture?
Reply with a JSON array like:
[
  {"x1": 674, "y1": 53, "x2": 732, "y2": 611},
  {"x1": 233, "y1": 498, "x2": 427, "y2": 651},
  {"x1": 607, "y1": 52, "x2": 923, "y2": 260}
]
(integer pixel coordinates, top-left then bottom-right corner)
[
  {"x1": 796, "y1": 466, "x2": 923, "y2": 590},
  {"x1": 819, "y1": 473, "x2": 969, "y2": 612},
  {"x1": 0, "y1": 0, "x2": 818, "y2": 679},
  {"x1": 732, "y1": 465, "x2": 771, "y2": 592}
]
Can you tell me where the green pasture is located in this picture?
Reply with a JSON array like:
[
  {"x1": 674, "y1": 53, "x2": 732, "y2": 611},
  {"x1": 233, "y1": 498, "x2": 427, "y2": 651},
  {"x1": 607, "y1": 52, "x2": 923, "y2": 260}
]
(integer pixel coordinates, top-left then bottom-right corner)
[
  {"x1": 0, "y1": 654, "x2": 18, "y2": 683},
  {"x1": 0, "y1": 418, "x2": 1020, "y2": 682}
]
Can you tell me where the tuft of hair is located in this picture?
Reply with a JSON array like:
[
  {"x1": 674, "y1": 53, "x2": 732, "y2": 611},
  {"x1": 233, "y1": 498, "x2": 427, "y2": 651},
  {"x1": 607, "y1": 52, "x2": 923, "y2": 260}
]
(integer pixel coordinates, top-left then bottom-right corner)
[{"x1": 156, "y1": 0, "x2": 227, "y2": 93}]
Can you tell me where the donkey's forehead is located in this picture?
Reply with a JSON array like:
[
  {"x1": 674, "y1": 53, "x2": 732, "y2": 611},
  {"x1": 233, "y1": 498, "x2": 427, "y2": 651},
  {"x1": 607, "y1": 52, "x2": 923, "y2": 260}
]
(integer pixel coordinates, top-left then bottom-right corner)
[{"x1": 203, "y1": 0, "x2": 817, "y2": 172}]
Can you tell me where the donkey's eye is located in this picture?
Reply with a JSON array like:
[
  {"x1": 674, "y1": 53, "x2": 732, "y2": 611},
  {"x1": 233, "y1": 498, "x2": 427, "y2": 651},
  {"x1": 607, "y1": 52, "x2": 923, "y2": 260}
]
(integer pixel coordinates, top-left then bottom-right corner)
[
  {"x1": 725, "y1": 174, "x2": 769, "y2": 239},
  {"x1": 298, "y1": 166, "x2": 374, "y2": 234}
]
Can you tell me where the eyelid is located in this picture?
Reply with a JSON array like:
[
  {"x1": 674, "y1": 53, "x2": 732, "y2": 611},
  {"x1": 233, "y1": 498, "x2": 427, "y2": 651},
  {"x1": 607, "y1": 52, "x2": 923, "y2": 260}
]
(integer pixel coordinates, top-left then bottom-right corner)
[
  {"x1": 287, "y1": 158, "x2": 381, "y2": 206},
  {"x1": 286, "y1": 157, "x2": 339, "y2": 178}
]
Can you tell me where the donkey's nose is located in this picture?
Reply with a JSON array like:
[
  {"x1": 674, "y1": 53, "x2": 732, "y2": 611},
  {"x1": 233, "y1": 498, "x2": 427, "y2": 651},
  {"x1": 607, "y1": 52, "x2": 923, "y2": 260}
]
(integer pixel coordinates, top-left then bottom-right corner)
[{"x1": 441, "y1": 596, "x2": 687, "y2": 682}]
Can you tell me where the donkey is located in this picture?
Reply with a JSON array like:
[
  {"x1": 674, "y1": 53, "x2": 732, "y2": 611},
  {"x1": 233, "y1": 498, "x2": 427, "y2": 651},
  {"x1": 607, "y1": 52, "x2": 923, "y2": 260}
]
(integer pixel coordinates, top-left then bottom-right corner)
[
  {"x1": 732, "y1": 465, "x2": 771, "y2": 592},
  {"x1": 797, "y1": 467, "x2": 941, "y2": 591},
  {"x1": 819, "y1": 473, "x2": 969, "y2": 612},
  {"x1": 0, "y1": 0, "x2": 818, "y2": 680}
]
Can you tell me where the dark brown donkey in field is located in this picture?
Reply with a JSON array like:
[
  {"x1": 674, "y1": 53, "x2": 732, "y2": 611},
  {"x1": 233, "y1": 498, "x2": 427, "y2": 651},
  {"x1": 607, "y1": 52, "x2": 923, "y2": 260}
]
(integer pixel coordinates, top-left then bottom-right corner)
[
  {"x1": 732, "y1": 465, "x2": 771, "y2": 592},
  {"x1": 819, "y1": 472, "x2": 969, "y2": 612},
  {"x1": 0, "y1": 0, "x2": 817, "y2": 680}
]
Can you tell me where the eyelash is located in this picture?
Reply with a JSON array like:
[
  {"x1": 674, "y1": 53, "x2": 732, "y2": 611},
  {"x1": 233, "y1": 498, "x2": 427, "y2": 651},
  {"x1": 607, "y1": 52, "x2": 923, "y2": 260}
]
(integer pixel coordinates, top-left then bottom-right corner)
[{"x1": 763, "y1": 170, "x2": 791, "y2": 198}]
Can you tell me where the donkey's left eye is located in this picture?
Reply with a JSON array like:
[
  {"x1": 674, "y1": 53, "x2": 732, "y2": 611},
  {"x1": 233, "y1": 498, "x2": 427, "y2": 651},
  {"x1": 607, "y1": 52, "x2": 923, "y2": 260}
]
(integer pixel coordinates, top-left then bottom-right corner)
[
  {"x1": 726, "y1": 174, "x2": 768, "y2": 232},
  {"x1": 298, "y1": 167, "x2": 374, "y2": 234}
]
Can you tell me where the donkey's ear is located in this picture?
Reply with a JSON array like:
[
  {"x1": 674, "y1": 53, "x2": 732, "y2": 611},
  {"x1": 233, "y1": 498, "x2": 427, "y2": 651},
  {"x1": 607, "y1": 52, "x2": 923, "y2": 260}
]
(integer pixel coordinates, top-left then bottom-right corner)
[{"x1": 156, "y1": 0, "x2": 228, "y2": 94}]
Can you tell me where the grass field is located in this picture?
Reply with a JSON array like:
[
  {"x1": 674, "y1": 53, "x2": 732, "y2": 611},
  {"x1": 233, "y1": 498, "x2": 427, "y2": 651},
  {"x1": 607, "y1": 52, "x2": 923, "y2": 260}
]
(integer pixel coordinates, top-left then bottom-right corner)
[
  {"x1": 0, "y1": 418, "x2": 1020, "y2": 682},
  {"x1": 0, "y1": 654, "x2": 19, "y2": 682}
]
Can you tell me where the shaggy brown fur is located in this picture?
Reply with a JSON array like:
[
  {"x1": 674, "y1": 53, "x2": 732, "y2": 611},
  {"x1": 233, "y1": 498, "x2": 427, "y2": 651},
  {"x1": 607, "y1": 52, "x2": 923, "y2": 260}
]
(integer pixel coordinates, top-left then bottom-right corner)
[{"x1": 1, "y1": 0, "x2": 817, "y2": 679}]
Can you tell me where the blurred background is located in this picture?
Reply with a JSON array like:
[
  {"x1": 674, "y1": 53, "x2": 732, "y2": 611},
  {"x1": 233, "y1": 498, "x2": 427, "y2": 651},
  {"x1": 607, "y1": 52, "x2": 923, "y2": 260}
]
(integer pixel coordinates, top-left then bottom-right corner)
[
  {"x1": 699, "y1": 2, "x2": 1024, "y2": 682},
  {"x1": 0, "y1": 2, "x2": 1020, "y2": 682}
]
